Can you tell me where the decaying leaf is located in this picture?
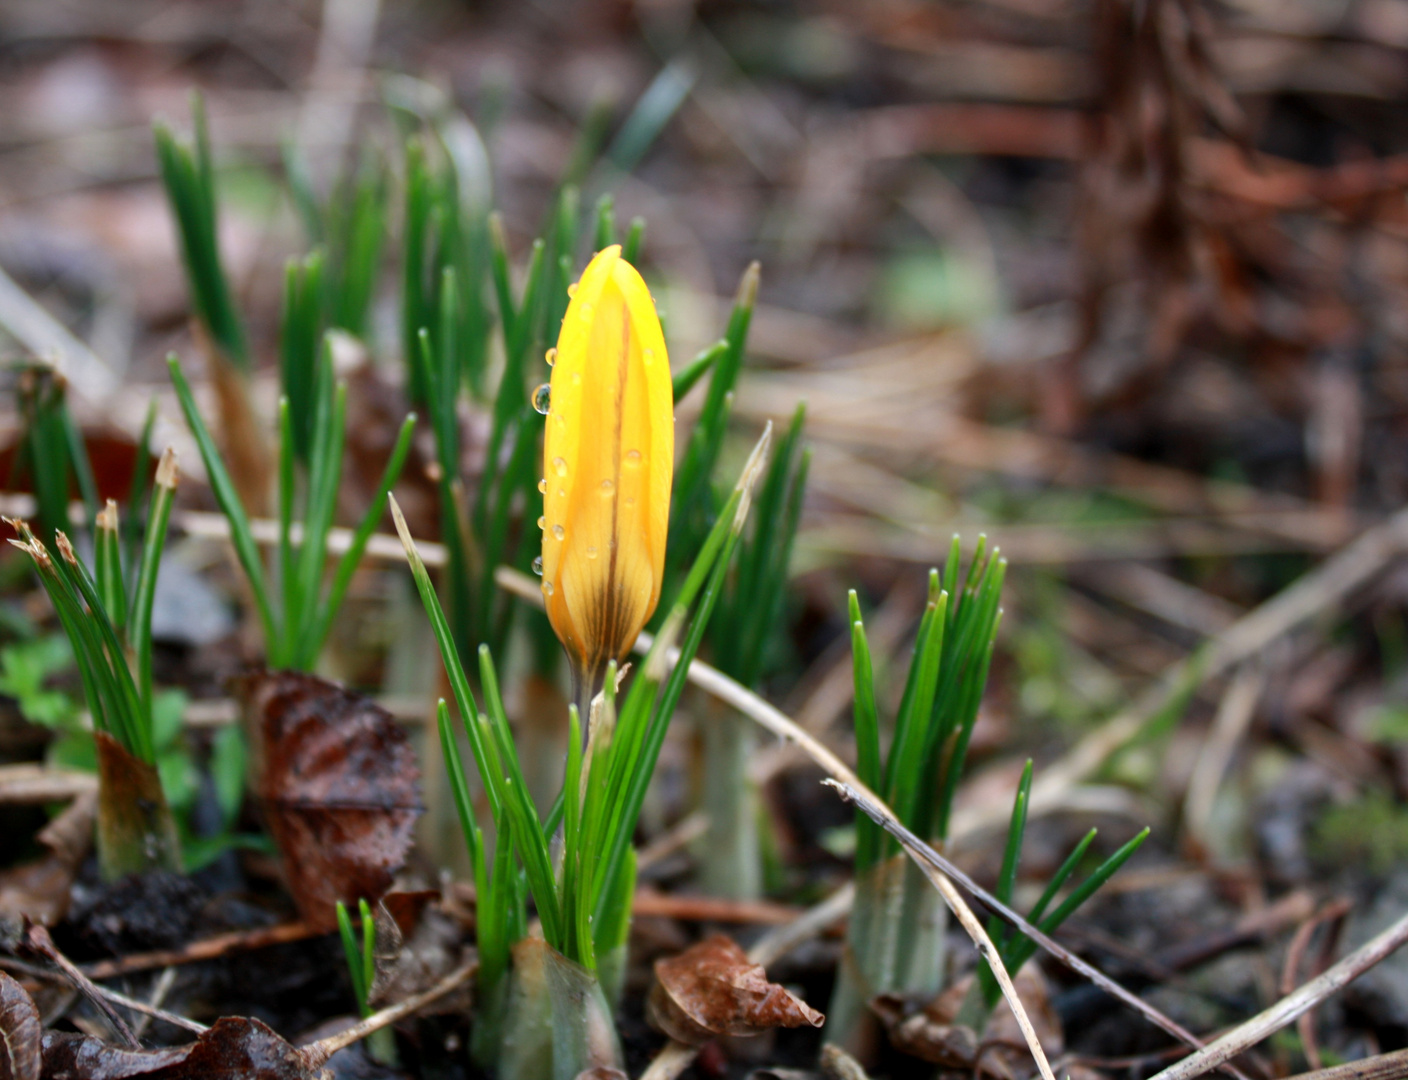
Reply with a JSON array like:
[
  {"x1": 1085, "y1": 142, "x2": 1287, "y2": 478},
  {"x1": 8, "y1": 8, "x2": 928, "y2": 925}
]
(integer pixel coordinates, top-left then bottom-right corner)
[
  {"x1": 0, "y1": 791, "x2": 96, "y2": 925},
  {"x1": 0, "y1": 972, "x2": 40, "y2": 1080},
  {"x1": 235, "y1": 671, "x2": 422, "y2": 931},
  {"x1": 871, "y1": 968, "x2": 1062, "y2": 1078},
  {"x1": 93, "y1": 734, "x2": 181, "y2": 882},
  {"x1": 367, "y1": 892, "x2": 470, "y2": 1014},
  {"x1": 40, "y1": 1018, "x2": 327, "y2": 1080},
  {"x1": 646, "y1": 934, "x2": 824, "y2": 1046}
]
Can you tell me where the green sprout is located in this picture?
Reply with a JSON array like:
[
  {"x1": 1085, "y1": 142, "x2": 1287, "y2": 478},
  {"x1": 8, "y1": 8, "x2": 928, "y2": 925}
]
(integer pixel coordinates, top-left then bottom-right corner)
[
  {"x1": 6, "y1": 449, "x2": 183, "y2": 880},
  {"x1": 167, "y1": 348, "x2": 415, "y2": 672}
]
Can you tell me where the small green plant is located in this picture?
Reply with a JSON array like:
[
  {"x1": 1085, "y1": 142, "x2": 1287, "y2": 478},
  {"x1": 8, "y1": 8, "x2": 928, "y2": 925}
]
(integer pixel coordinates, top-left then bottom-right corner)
[
  {"x1": 11, "y1": 365, "x2": 97, "y2": 542},
  {"x1": 395, "y1": 427, "x2": 769, "y2": 1080},
  {"x1": 828, "y1": 547, "x2": 1150, "y2": 1046},
  {"x1": 961, "y1": 761, "x2": 1148, "y2": 1026},
  {"x1": 828, "y1": 544, "x2": 1005, "y2": 1046},
  {"x1": 154, "y1": 95, "x2": 249, "y2": 370},
  {"x1": 167, "y1": 348, "x2": 415, "y2": 672},
  {"x1": 336, "y1": 898, "x2": 396, "y2": 1063},
  {"x1": 7, "y1": 451, "x2": 183, "y2": 880}
]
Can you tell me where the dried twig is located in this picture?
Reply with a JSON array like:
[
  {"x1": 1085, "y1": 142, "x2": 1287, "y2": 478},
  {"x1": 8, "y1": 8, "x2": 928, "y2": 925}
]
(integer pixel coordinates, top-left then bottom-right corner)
[
  {"x1": 823, "y1": 780, "x2": 1248, "y2": 1080},
  {"x1": 81, "y1": 922, "x2": 320, "y2": 980},
  {"x1": 300, "y1": 961, "x2": 476, "y2": 1062},
  {"x1": 1146, "y1": 911, "x2": 1408, "y2": 1080},
  {"x1": 1282, "y1": 1048, "x2": 1408, "y2": 1080},
  {"x1": 1017, "y1": 504, "x2": 1408, "y2": 834}
]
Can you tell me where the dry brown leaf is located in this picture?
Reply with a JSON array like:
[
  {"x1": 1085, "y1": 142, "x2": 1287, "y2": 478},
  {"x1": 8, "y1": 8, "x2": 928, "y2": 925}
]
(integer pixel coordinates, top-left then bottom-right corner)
[
  {"x1": 93, "y1": 733, "x2": 180, "y2": 882},
  {"x1": 872, "y1": 968, "x2": 1062, "y2": 1078},
  {"x1": 0, "y1": 972, "x2": 40, "y2": 1080},
  {"x1": 236, "y1": 671, "x2": 422, "y2": 931},
  {"x1": 0, "y1": 791, "x2": 95, "y2": 925},
  {"x1": 367, "y1": 892, "x2": 469, "y2": 1014},
  {"x1": 646, "y1": 934, "x2": 824, "y2": 1045},
  {"x1": 40, "y1": 1017, "x2": 327, "y2": 1080}
]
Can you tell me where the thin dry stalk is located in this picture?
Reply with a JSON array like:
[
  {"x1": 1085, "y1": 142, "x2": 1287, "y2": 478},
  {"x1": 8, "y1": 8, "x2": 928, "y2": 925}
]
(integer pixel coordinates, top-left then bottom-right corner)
[
  {"x1": 1183, "y1": 663, "x2": 1265, "y2": 850},
  {"x1": 822, "y1": 780, "x2": 1247, "y2": 1080},
  {"x1": 1283, "y1": 1048, "x2": 1408, "y2": 1080},
  {"x1": 301, "y1": 961, "x2": 476, "y2": 1062},
  {"x1": 1018, "y1": 503, "x2": 1408, "y2": 834},
  {"x1": 1145, "y1": 911, "x2": 1408, "y2": 1080}
]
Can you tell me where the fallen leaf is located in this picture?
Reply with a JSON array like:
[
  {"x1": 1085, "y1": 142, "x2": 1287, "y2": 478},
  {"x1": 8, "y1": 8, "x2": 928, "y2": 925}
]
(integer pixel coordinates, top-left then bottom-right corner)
[
  {"x1": 236, "y1": 672, "x2": 422, "y2": 932},
  {"x1": 40, "y1": 1017, "x2": 327, "y2": 1080},
  {"x1": 93, "y1": 733, "x2": 180, "y2": 882},
  {"x1": 0, "y1": 791, "x2": 95, "y2": 925},
  {"x1": 871, "y1": 968, "x2": 1062, "y2": 1078},
  {"x1": 0, "y1": 972, "x2": 40, "y2": 1080},
  {"x1": 367, "y1": 893, "x2": 469, "y2": 1014},
  {"x1": 646, "y1": 934, "x2": 824, "y2": 1046}
]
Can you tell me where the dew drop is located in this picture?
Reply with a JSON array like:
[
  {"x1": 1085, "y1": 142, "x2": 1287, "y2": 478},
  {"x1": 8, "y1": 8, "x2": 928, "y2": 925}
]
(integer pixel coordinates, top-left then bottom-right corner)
[
  {"x1": 545, "y1": 347, "x2": 557, "y2": 367},
  {"x1": 531, "y1": 556, "x2": 544, "y2": 576},
  {"x1": 580, "y1": 302, "x2": 593, "y2": 319},
  {"x1": 542, "y1": 581, "x2": 554, "y2": 595},
  {"x1": 599, "y1": 479, "x2": 615, "y2": 494},
  {"x1": 570, "y1": 372, "x2": 582, "y2": 385},
  {"x1": 552, "y1": 524, "x2": 565, "y2": 540},
  {"x1": 553, "y1": 457, "x2": 568, "y2": 478},
  {"x1": 643, "y1": 348, "x2": 655, "y2": 365},
  {"x1": 532, "y1": 383, "x2": 551, "y2": 414},
  {"x1": 567, "y1": 283, "x2": 578, "y2": 298},
  {"x1": 586, "y1": 546, "x2": 598, "y2": 560},
  {"x1": 625, "y1": 496, "x2": 636, "y2": 507},
  {"x1": 537, "y1": 516, "x2": 546, "y2": 530},
  {"x1": 538, "y1": 479, "x2": 547, "y2": 494},
  {"x1": 625, "y1": 449, "x2": 643, "y2": 467},
  {"x1": 557, "y1": 489, "x2": 566, "y2": 499}
]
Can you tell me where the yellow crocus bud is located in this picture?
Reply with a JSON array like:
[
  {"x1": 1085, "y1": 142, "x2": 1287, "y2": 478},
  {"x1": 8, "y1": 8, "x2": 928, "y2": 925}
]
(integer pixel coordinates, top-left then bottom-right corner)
[{"x1": 540, "y1": 245, "x2": 673, "y2": 696}]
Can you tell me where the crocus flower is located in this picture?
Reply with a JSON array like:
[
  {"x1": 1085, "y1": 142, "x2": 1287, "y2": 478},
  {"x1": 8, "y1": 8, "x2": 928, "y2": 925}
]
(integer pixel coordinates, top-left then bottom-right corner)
[{"x1": 540, "y1": 245, "x2": 673, "y2": 698}]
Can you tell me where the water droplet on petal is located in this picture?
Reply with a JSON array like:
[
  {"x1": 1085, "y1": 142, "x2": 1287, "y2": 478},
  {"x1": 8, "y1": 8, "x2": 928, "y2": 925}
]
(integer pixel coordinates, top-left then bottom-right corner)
[
  {"x1": 586, "y1": 546, "x2": 598, "y2": 559},
  {"x1": 567, "y1": 283, "x2": 578, "y2": 298},
  {"x1": 545, "y1": 347, "x2": 557, "y2": 366},
  {"x1": 552, "y1": 524, "x2": 565, "y2": 540},
  {"x1": 625, "y1": 496, "x2": 636, "y2": 507},
  {"x1": 553, "y1": 457, "x2": 568, "y2": 478},
  {"x1": 643, "y1": 348, "x2": 655, "y2": 365},
  {"x1": 600, "y1": 479, "x2": 614, "y2": 494},
  {"x1": 625, "y1": 449, "x2": 643, "y2": 466},
  {"x1": 558, "y1": 489, "x2": 566, "y2": 499},
  {"x1": 538, "y1": 479, "x2": 547, "y2": 494},
  {"x1": 571, "y1": 372, "x2": 582, "y2": 385},
  {"x1": 532, "y1": 384, "x2": 551, "y2": 414},
  {"x1": 531, "y1": 556, "x2": 543, "y2": 576},
  {"x1": 580, "y1": 302, "x2": 592, "y2": 319},
  {"x1": 537, "y1": 516, "x2": 546, "y2": 530},
  {"x1": 543, "y1": 581, "x2": 554, "y2": 595}
]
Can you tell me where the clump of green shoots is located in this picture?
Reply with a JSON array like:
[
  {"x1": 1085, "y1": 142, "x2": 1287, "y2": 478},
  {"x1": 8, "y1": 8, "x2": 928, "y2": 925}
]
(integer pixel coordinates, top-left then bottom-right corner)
[
  {"x1": 167, "y1": 346, "x2": 415, "y2": 672},
  {"x1": 6, "y1": 449, "x2": 182, "y2": 880},
  {"x1": 393, "y1": 430, "x2": 770, "y2": 1080},
  {"x1": 828, "y1": 545, "x2": 1151, "y2": 1050},
  {"x1": 828, "y1": 541, "x2": 1005, "y2": 1048},
  {"x1": 959, "y1": 759, "x2": 1149, "y2": 1026},
  {"x1": 12, "y1": 365, "x2": 98, "y2": 543},
  {"x1": 154, "y1": 95, "x2": 248, "y2": 371},
  {"x1": 336, "y1": 898, "x2": 397, "y2": 1063}
]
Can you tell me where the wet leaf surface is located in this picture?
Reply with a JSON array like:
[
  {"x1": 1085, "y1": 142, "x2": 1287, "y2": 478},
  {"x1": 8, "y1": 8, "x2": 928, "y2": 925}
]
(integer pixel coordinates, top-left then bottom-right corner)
[
  {"x1": 646, "y1": 934, "x2": 824, "y2": 1046},
  {"x1": 0, "y1": 972, "x2": 40, "y2": 1080},
  {"x1": 40, "y1": 1018, "x2": 327, "y2": 1080},
  {"x1": 236, "y1": 672, "x2": 421, "y2": 931}
]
